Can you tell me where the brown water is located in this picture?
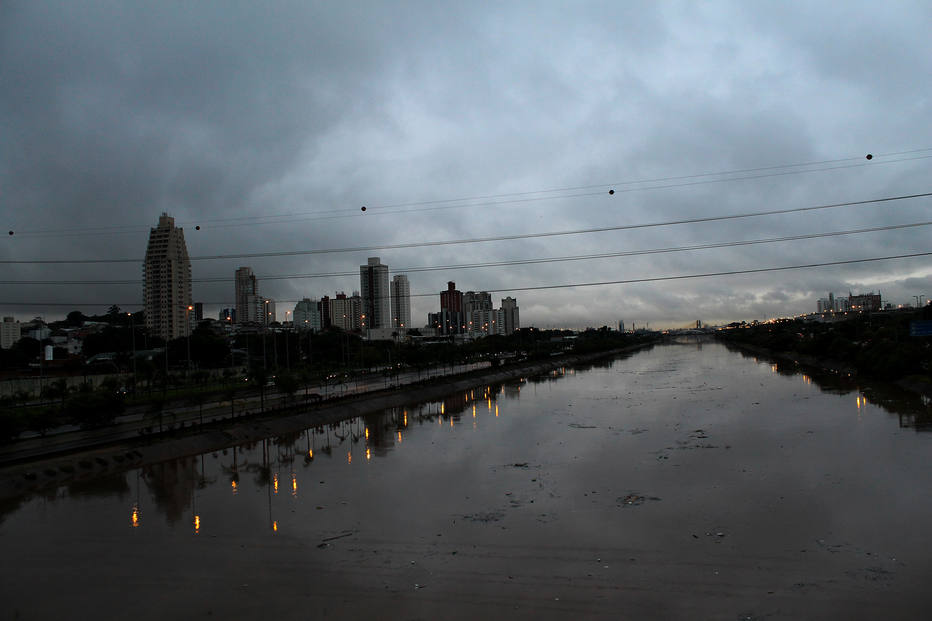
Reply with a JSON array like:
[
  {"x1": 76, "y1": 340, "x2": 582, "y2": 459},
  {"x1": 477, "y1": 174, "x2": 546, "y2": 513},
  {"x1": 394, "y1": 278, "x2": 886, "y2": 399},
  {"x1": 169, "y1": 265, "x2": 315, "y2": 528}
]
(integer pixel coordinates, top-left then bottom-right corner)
[{"x1": 2, "y1": 341, "x2": 932, "y2": 620}]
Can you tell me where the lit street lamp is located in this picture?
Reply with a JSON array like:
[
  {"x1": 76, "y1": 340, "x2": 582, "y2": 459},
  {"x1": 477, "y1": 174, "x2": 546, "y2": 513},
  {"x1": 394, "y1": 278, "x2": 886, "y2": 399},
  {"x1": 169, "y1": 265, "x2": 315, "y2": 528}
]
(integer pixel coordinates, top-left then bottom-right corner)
[
  {"x1": 186, "y1": 305, "x2": 194, "y2": 372},
  {"x1": 128, "y1": 312, "x2": 137, "y2": 393}
]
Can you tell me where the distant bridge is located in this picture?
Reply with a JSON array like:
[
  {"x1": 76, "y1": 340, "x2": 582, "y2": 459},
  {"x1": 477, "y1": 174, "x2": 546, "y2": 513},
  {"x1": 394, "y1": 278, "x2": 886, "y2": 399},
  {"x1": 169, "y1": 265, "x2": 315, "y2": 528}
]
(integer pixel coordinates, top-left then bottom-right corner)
[{"x1": 661, "y1": 320, "x2": 716, "y2": 344}]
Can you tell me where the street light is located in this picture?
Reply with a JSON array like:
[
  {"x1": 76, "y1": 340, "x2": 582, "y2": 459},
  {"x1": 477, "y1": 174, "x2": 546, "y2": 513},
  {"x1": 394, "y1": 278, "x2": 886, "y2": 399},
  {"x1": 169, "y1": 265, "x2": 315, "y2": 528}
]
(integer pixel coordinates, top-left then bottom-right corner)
[
  {"x1": 284, "y1": 311, "x2": 291, "y2": 370},
  {"x1": 186, "y1": 305, "x2": 194, "y2": 372},
  {"x1": 128, "y1": 312, "x2": 137, "y2": 393}
]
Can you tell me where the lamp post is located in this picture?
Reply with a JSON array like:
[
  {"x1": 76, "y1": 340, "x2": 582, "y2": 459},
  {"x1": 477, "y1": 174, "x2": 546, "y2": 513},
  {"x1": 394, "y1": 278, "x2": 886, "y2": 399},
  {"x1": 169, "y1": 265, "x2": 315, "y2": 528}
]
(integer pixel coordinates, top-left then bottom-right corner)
[
  {"x1": 128, "y1": 312, "x2": 137, "y2": 393},
  {"x1": 285, "y1": 311, "x2": 291, "y2": 370},
  {"x1": 263, "y1": 300, "x2": 270, "y2": 370},
  {"x1": 186, "y1": 305, "x2": 193, "y2": 373}
]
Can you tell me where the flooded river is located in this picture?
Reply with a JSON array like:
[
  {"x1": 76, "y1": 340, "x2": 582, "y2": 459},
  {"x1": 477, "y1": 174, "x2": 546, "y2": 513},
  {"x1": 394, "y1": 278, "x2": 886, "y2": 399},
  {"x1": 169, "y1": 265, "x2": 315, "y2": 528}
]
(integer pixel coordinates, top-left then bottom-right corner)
[{"x1": 2, "y1": 341, "x2": 932, "y2": 619}]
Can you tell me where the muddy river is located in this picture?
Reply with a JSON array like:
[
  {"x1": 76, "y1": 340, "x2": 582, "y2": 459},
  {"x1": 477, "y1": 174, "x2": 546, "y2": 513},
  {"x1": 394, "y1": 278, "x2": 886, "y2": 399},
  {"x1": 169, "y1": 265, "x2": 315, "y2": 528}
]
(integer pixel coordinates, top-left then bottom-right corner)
[{"x1": 2, "y1": 341, "x2": 931, "y2": 619}]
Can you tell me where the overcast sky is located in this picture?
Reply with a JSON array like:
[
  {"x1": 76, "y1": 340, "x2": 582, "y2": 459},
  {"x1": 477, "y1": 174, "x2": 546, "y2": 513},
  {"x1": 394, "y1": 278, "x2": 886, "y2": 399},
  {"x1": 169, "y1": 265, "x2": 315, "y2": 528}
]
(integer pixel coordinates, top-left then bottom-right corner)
[{"x1": 2, "y1": 1, "x2": 930, "y2": 329}]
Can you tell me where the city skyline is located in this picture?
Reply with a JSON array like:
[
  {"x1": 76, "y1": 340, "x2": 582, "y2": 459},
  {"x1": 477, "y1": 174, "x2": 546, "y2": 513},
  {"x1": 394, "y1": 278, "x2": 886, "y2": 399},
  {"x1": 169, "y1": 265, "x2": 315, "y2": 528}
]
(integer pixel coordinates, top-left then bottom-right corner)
[{"x1": 2, "y1": 3, "x2": 930, "y2": 329}]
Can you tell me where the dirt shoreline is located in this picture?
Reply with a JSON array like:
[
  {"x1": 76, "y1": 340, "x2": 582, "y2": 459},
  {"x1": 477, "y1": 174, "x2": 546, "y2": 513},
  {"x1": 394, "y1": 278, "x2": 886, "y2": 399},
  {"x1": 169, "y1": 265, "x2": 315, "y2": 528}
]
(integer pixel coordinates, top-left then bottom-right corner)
[{"x1": 0, "y1": 343, "x2": 654, "y2": 501}]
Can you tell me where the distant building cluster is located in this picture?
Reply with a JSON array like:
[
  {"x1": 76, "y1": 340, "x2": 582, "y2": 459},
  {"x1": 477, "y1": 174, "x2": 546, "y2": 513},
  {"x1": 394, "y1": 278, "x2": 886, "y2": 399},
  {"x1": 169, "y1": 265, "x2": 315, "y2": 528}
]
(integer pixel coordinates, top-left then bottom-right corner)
[
  {"x1": 816, "y1": 291, "x2": 882, "y2": 314},
  {"x1": 0, "y1": 315, "x2": 105, "y2": 355},
  {"x1": 427, "y1": 282, "x2": 519, "y2": 337}
]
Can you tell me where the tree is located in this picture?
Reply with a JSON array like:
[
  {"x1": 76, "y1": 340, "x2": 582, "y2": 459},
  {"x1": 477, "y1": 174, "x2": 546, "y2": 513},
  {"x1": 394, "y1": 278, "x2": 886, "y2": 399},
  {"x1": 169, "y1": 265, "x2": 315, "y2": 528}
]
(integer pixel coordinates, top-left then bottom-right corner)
[
  {"x1": 66, "y1": 310, "x2": 87, "y2": 327},
  {"x1": 274, "y1": 372, "x2": 299, "y2": 407},
  {"x1": 249, "y1": 367, "x2": 269, "y2": 413},
  {"x1": 146, "y1": 396, "x2": 166, "y2": 434},
  {"x1": 0, "y1": 409, "x2": 22, "y2": 443},
  {"x1": 188, "y1": 391, "x2": 207, "y2": 426},
  {"x1": 66, "y1": 391, "x2": 125, "y2": 429},
  {"x1": 42, "y1": 378, "x2": 69, "y2": 411}
]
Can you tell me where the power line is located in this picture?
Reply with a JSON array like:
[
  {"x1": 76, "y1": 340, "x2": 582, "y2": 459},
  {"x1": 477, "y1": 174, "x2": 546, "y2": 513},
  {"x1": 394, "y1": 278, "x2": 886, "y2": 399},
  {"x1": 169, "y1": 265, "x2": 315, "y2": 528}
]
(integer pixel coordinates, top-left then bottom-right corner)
[
  {"x1": 5, "y1": 251, "x2": 930, "y2": 307},
  {"x1": 4, "y1": 191, "x2": 930, "y2": 265},
  {"x1": 470, "y1": 252, "x2": 932, "y2": 296},
  {"x1": 7, "y1": 149, "x2": 932, "y2": 237},
  {"x1": 4, "y1": 219, "x2": 930, "y2": 285}
]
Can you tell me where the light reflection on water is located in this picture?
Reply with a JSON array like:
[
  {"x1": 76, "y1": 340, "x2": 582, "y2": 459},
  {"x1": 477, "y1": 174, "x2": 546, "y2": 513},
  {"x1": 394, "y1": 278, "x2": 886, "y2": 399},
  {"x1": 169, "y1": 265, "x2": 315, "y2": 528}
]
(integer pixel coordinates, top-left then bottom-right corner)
[{"x1": 3, "y1": 342, "x2": 932, "y2": 618}]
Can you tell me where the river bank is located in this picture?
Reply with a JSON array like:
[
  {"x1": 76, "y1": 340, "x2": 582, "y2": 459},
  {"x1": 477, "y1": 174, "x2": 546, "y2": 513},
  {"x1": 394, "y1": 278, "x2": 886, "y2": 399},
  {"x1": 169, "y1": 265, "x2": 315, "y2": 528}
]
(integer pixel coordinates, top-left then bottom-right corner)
[
  {"x1": 0, "y1": 342, "x2": 654, "y2": 501},
  {"x1": 718, "y1": 338, "x2": 932, "y2": 399}
]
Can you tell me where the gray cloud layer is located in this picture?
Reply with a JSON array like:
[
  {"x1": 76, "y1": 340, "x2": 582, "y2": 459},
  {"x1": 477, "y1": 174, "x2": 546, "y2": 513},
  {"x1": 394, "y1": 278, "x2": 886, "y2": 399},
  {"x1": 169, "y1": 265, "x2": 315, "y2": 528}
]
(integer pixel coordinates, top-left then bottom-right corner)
[{"x1": 2, "y1": 1, "x2": 930, "y2": 328}]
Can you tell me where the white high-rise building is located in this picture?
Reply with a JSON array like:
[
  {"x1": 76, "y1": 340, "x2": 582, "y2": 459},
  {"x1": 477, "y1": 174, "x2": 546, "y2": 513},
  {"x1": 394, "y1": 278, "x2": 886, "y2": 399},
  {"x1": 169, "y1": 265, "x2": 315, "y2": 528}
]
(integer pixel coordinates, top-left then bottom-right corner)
[
  {"x1": 144, "y1": 213, "x2": 192, "y2": 340},
  {"x1": 331, "y1": 292, "x2": 362, "y2": 331},
  {"x1": 1, "y1": 317, "x2": 21, "y2": 349},
  {"x1": 360, "y1": 257, "x2": 391, "y2": 329},
  {"x1": 391, "y1": 274, "x2": 411, "y2": 330},
  {"x1": 467, "y1": 308, "x2": 505, "y2": 335}
]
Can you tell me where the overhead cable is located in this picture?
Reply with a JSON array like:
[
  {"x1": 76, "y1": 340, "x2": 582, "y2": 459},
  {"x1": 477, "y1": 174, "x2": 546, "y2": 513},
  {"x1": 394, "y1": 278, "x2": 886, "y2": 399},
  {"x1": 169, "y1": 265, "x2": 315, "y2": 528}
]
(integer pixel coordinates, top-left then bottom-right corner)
[{"x1": 3, "y1": 191, "x2": 930, "y2": 265}]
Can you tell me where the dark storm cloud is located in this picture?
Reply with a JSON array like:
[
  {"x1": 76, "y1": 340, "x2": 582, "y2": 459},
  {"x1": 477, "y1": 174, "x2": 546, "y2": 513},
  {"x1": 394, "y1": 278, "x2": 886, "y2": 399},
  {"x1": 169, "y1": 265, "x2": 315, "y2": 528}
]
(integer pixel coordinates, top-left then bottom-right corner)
[{"x1": 1, "y1": 1, "x2": 930, "y2": 326}]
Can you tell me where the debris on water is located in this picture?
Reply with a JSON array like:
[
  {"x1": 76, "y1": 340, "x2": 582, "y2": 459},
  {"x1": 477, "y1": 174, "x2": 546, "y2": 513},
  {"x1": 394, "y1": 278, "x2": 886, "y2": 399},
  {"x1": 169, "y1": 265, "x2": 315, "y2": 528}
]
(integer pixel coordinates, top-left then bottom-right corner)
[{"x1": 618, "y1": 493, "x2": 661, "y2": 507}]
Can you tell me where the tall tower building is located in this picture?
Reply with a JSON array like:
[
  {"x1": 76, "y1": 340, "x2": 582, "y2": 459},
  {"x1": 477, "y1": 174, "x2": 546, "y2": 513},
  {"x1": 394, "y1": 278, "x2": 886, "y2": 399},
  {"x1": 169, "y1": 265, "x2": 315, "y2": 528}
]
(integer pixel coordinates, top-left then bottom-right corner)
[
  {"x1": 391, "y1": 274, "x2": 411, "y2": 330},
  {"x1": 360, "y1": 257, "x2": 391, "y2": 329},
  {"x1": 501, "y1": 297, "x2": 519, "y2": 335},
  {"x1": 438, "y1": 281, "x2": 464, "y2": 335},
  {"x1": 235, "y1": 267, "x2": 260, "y2": 324},
  {"x1": 143, "y1": 213, "x2": 192, "y2": 341}
]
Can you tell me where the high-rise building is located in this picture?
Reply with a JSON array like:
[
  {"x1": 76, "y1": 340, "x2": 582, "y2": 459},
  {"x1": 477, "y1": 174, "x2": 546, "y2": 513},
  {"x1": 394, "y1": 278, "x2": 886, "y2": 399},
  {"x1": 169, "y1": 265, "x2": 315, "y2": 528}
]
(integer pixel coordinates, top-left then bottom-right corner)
[
  {"x1": 391, "y1": 274, "x2": 411, "y2": 330},
  {"x1": 849, "y1": 292, "x2": 881, "y2": 312},
  {"x1": 293, "y1": 298, "x2": 321, "y2": 332},
  {"x1": 235, "y1": 267, "x2": 261, "y2": 324},
  {"x1": 463, "y1": 291, "x2": 492, "y2": 314},
  {"x1": 1, "y1": 316, "x2": 21, "y2": 350},
  {"x1": 360, "y1": 257, "x2": 391, "y2": 329},
  {"x1": 501, "y1": 297, "x2": 519, "y2": 335},
  {"x1": 437, "y1": 281, "x2": 464, "y2": 335},
  {"x1": 319, "y1": 295, "x2": 332, "y2": 330},
  {"x1": 144, "y1": 213, "x2": 192, "y2": 341},
  {"x1": 331, "y1": 292, "x2": 362, "y2": 331},
  {"x1": 441, "y1": 281, "x2": 463, "y2": 313},
  {"x1": 467, "y1": 308, "x2": 505, "y2": 335}
]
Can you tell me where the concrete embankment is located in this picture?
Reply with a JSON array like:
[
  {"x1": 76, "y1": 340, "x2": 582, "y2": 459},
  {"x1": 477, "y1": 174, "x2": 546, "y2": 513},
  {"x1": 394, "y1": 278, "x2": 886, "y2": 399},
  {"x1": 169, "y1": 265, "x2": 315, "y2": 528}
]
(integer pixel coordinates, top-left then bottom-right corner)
[{"x1": 0, "y1": 343, "x2": 654, "y2": 500}]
